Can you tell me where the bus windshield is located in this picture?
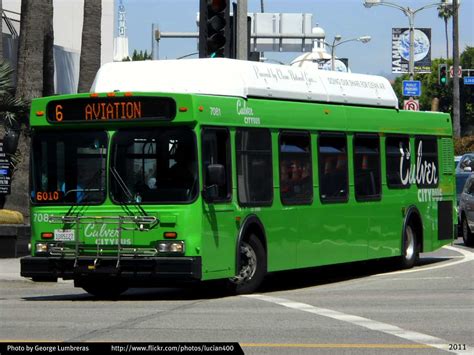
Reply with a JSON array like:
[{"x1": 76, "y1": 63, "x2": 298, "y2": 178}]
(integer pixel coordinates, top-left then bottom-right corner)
[
  {"x1": 31, "y1": 130, "x2": 108, "y2": 204},
  {"x1": 110, "y1": 128, "x2": 198, "y2": 204}
]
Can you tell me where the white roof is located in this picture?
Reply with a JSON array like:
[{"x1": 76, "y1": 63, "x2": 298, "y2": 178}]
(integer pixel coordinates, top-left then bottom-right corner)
[{"x1": 91, "y1": 58, "x2": 398, "y2": 108}]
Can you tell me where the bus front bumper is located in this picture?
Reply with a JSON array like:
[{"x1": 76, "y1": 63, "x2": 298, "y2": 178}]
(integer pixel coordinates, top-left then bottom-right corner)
[{"x1": 20, "y1": 256, "x2": 202, "y2": 283}]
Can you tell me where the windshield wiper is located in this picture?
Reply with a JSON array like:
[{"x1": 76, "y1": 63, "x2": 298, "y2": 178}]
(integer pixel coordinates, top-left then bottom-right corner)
[{"x1": 110, "y1": 166, "x2": 149, "y2": 217}]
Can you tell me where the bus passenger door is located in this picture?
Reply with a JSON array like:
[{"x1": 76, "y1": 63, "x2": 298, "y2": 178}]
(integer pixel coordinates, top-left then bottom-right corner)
[{"x1": 201, "y1": 127, "x2": 236, "y2": 278}]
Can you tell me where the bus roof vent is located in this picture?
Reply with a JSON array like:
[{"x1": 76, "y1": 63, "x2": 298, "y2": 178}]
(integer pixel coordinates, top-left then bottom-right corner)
[{"x1": 91, "y1": 58, "x2": 399, "y2": 109}]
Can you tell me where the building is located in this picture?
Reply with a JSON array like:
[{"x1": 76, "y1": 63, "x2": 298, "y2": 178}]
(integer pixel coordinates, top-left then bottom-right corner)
[{"x1": 1, "y1": 0, "x2": 114, "y2": 94}]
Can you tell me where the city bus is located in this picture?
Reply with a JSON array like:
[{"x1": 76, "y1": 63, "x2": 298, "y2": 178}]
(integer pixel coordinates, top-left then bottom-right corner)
[{"x1": 21, "y1": 58, "x2": 455, "y2": 297}]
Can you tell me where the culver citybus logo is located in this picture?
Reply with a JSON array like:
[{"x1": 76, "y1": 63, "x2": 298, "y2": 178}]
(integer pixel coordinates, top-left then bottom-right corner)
[{"x1": 400, "y1": 141, "x2": 438, "y2": 186}]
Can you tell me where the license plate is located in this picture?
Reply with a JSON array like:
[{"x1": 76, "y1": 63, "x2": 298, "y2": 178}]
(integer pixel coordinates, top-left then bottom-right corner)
[{"x1": 54, "y1": 229, "x2": 75, "y2": 241}]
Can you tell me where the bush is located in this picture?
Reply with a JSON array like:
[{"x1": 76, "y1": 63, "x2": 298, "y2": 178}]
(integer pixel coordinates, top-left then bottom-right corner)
[
  {"x1": 454, "y1": 136, "x2": 474, "y2": 155},
  {"x1": 0, "y1": 209, "x2": 24, "y2": 224}
]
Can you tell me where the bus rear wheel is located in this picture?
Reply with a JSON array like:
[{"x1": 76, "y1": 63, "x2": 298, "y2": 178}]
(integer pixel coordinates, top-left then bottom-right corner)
[
  {"x1": 79, "y1": 280, "x2": 128, "y2": 299},
  {"x1": 462, "y1": 217, "x2": 474, "y2": 247},
  {"x1": 228, "y1": 236, "x2": 266, "y2": 294},
  {"x1": 399, "y1": 224, "x2": 419, "y2": 269}
]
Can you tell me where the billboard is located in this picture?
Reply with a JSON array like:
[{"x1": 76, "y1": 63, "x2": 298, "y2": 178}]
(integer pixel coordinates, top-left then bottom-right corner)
[{"x1": 392, "y1": 28, "x2": 431, "y2": 74}]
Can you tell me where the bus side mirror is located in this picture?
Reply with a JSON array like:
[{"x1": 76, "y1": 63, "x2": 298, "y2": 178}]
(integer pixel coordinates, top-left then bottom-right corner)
[{"x1": 206, "y1": 164, "x2": 225, "y2": 187}]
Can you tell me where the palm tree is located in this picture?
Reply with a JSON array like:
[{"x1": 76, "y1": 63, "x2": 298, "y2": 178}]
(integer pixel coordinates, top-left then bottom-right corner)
[
  {"x1": 5, "y1": 0, "x2": 53, "y2": 217},
  {"x1": 0, "y1": 59, "x2": 27, "y2": 209},
  {"x1": 78, "y1": 0, "x2": 102, "y2": 93},
  {"x1": 43, "y1": 0, "x2": 54, "y2": 96},
  {"x1": 438, "y1": 3, "x2": 454, "y2": 60},
  {"x1": 1, "y1": 0, "x2": 3, "y2": 59}
]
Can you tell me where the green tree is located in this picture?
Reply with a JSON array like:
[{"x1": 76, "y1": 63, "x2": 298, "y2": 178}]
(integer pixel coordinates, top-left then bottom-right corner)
[
  {"x1": 131, "y1": 49, "x2": 152, "y2": 61},
  {"x1": 460, "y1": 46, "x2": 474, "y2": 133},
  {"x1": 392, "y1": 47, "x2": 474, "y2": 136}
]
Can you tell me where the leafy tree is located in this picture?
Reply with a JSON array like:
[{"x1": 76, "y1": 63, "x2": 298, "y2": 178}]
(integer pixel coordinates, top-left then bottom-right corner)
[
  {"x1": 392, "y1": 47, "x2": 474, "y2": 136},
  {"x1": 132, "y1": 49, "x2": 152, "y2": 61}
]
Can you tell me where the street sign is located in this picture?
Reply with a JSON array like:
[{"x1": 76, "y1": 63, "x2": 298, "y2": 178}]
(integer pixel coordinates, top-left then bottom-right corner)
[
  {"x1": 403, "y1": 99, "x2": 420, "y2": 111},
  {"x1": 464, "y1": 77, "x2": 474, "y2": 85},
  {"x1": 0, "y1": 141, "x2": 11, "y2": 195},
  {"x1": 402, "y1": 80, "x2": 422, "y2": 97},
  {"x1": 450, "y1": 65, "x2": 462, "y2": 78}
]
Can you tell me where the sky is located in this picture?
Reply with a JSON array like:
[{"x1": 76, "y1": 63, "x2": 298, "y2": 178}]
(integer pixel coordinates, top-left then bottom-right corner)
[{"x1": 118, "y1": 0, "x2": 474, "y2": 77}]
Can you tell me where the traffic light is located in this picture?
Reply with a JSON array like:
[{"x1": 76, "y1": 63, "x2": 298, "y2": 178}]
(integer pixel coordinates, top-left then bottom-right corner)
[
  {"x1": 438, "y1": 63, "x2": 448, "y2": 86},
  {"x1": 199, "y1": 0, "x2": 230, "y2": 58}
]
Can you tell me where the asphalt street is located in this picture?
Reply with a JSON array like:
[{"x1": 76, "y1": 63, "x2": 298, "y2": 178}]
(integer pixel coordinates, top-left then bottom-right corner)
[{"x1": 0, "y1": 238, "x2": 473, "y2": 354}]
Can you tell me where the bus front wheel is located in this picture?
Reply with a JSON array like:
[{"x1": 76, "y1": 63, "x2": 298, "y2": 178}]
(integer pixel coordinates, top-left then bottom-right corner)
[
  {"x1": 399, "y1": 224, "x2": 419, "y2": 269},
  {"x1": 228, "y1": 236, "x2": 266, "y2": 294}
]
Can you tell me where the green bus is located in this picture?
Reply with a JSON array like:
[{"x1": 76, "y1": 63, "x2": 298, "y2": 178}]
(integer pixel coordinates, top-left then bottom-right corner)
[{"x1": 21, "y1": 59, "x2": 455, "y2": 297}]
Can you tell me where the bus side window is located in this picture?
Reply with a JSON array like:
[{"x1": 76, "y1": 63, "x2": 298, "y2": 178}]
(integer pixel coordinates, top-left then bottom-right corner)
[
  {"x1": 354, "y1": 134, "x2": 382, "y2": 201},
  {"x1": 415, "y1": 136, "x2": 439, "y2": 188},
  {"x1": 279, "y1": 131, "x2": 312, "y2": 205},
  {"x1": 386, "y1": 135, "x2": 410, "y2": 189},
  {"x1": 318, "y1": 133, "x2": 348, "y2": 203},
  {"x1": 202, "y1": 127, "x2": 232, "y2": 202},
  {"x1": 236, "y1": 128, "x2": 273, "y2": 206}
]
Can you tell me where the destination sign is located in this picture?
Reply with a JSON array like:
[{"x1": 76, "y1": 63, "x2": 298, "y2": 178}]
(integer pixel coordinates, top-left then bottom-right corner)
[{"x1": 46, "y1": 97, "x2": 176, "y2": 123}]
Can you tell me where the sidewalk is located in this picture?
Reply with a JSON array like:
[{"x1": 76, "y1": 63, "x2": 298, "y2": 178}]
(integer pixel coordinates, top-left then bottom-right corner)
[{"x1": 0, "y1": 257, "x2": 24, "y2": 281}]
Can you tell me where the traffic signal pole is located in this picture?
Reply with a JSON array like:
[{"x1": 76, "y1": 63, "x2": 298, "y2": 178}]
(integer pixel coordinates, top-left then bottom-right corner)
[
  {"x1": 236, "y1": 0, "x2": 248, "y2": 60},
  {"x1": 452, "y1": 0, "x2": 460, "y2": 137}
]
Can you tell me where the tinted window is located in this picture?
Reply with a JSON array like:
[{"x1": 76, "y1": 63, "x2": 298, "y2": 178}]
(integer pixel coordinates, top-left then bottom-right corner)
[
  {"x1": 386, "y1": 136, "x2": 410, "y2": 188},
  {"x1": 202, "y1": 127, "x2": 231, "y2": 202},
  {"x1": 354, "y1": 135, "x2": 381, "y2": 201},
  {"x1": 415, "y1": 137, "x2": 438, "y2": 188},
  {"x1": 31, "y1": 130, "x2": 107, "y2": 205},
  {"x1": 318, "y1": 134, "x2": 348, "y2": 203},
  {"x1": 279, "y1": 131, "x2": 312, "y2": 205},
  {"x1": 236, "y1": 128, "x2": 273, "y2": 206},
  {"x1": 111, "y1": 128, "x2": 198, "y2": 203}
]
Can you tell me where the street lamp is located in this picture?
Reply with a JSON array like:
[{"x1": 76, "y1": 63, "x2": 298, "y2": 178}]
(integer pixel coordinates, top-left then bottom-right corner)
[
  {"x1": 363, "y1": 0, "x2": 454, "y2": 80},
  {"x1": 329, "y1": 35, "x2": 371, "y2": 71}
]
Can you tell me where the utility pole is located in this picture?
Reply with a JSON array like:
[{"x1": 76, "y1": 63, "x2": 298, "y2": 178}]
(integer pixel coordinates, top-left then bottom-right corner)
[
  {"x1": 236, "y1": 0, "x2": 248, "y2": 60},
  {"x1": 452, "y1": 0, "x2": 460, "y2": 137}
]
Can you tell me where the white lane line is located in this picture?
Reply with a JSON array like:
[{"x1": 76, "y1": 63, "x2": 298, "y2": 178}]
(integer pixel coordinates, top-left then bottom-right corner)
[
  {"x1": 244, "y1": 294, "x2": 469, "y2": 354},
  {"x1": 373, "y1": 245, "x2": 474, "y2": 277}
]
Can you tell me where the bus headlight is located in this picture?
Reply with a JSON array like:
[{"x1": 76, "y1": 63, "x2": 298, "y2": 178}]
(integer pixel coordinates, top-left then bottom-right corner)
[
  {"x1": 156, "y1": 241, "x2": 185, "y2": 254},
  {"x1": 35, "y1": 243, "x2": 49, "y2": 254}
]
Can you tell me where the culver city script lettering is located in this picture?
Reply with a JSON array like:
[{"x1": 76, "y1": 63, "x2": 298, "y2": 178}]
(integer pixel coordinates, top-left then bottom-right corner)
[
  {"x1": 84, "y1": 101, "x2": 142, "y2": 120},
  {"x1": 400, "y1": 141, "x2": 438, "y2": 186},
  {"x1": 84, "y1": 223, "x2": 119, "y2": 238}
]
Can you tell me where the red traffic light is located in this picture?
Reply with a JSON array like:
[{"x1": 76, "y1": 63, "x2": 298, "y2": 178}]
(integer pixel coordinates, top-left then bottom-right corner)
[{"x1": 208, "y1": 0, "x2": 227, "y2": 13}]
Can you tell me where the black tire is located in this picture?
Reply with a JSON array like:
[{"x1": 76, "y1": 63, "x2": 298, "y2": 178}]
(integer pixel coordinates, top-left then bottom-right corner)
[
  {"x1": 398, "y1": 224, "x2": 419, "y2": 269},
  {"x1": 228, "y1": 235, "x2": 266, "y2": 295},
  {"x1": 80, "y1": 280, "x2": 128, "y2": 299},
  {"x1": 462, "y1": 217, "x2": 474, "y2": 247}
]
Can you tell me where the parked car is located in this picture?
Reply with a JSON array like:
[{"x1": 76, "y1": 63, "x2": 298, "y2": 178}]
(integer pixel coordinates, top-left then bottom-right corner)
[
  {"x1": 457, "y1": 174, "x2": 474, "y2": 247},
  {"x1": 455, "y1": 155, "x2": 462, "y2": 170},
  {"x1": 455, "y1": 153, "x2": 474, "y2": 204},
  {"x1": 455, "y1": 153, "x2": 474, "y2": 174}
]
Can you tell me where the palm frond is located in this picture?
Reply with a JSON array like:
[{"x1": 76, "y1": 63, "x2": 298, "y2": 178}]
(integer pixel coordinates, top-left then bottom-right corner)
[{"x1": 0, "y1": 59, "x2": 15, "y2": 97}]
